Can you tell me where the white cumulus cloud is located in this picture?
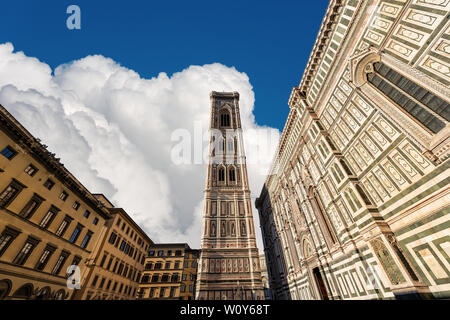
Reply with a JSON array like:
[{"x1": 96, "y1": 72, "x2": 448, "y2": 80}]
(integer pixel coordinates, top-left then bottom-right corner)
[{"x1": 0, "y1": 42, "x2": 279, "y2": 250}]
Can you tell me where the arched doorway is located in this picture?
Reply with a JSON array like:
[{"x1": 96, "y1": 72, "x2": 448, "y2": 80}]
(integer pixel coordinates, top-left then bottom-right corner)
[
  {"x1": 12, "y1": 283, "x2": 34, "y2": 300},
  {"x1": 0, "y1": 279, "x2": 12, "y2": 300}
]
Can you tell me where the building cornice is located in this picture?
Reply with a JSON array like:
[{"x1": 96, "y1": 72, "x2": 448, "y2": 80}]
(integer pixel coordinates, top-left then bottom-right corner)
[{"x1": 0, "y1": 104, "x2": 111, "y2": 221}]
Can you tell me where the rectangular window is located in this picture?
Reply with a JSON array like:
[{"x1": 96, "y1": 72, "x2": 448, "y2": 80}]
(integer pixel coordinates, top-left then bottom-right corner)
[
  {"x1": 159, "y1": 287, "x2": 166, "y2": 297},
  {"x1": 72, "y1": 255, "x2": 81, "y2": 266},
  {"x1": 114, "y1": 236, "x2": 121, "y2": 248},
  {"x1": 106, "y1": 280, "x2": 112, "y2": 290},
  {"x1": 0, "y1": 180, "x2": 24, "y2": 207},
  {"x1": 52, "y1": 251, "x2": 69, "y2": 275},
  {"x1": 112, "y1": 282, "x2": 118, "y2": 292},
  {"x1": 116, "y1": 217, "x2": 121, "y2": 227},
  {"x1": 80, "y1": 231, "x2": 93, "y2": 249},
  {"x1": 1, "y1": 146, "x2": 17, "y2": 160},
  {"x1": 24, "y1": 164, "x2": 38, "y2": 176},
  {"x1": 93, "y1": 217, "x2": 99, "y2": 225},
  {"x1": 106, "y1": 257, "x2": 113, "y2": 270},
  {"x1": 182, "y1": 274, "x2": 186, "y2": 281},
  {"x1": 112, "y1": 260, "x2": 118, "y2": 273},
  {"x1": 72, "y1": 201, "x2": 80, "y2": 210},
  {"x1": 43, "y1": 179, "x2": 55, "y2": 190},
  {"x1": 13, "y1": 236, "x2": 40, "y2": 266},
  {"x1": 69, "y1": 224, "x2": 83, "y2": 244},
  {"x1": 91, "y1": 275, "x2": 99, "y2": 287},
  {"x1": 35, "y1": 245, "x2": 56, "y2": 271},
  {"x1": 59, "y1": 191, "x2": 68, "y2": 201},
  {"x1": 100, "y1": 254, "x2": 107, "y2": 268},
  {"x1": 180, "y1": 284, "x2": 186, "y2": 293},
  {"x1": 108, "y1": 232, "x2": 117, "y2": 244},
  {"x1": 19, "y1": 194, "x2": 43, "y2": 219},
  {"x1": 189, "y1": 284, "x2": 193, "y2": 292},
  {"x1": 99, "y1": 278, "x2": 105, "y2": 289},
  {"x1": 83, "y1": 210, "x2": 90, "y2": 218},
  {"x1": 0, "y1": 227, "x2": 21, "y2": 258},
  {"x1": 39, "y1": 206, "x2": 59, "y2": 229},
  {"x1": 170, "y1": 287, "x2": 176, "y2": 297},
  {"x1": 55, "y1": 215, "x2": 73, "y2": 237}
]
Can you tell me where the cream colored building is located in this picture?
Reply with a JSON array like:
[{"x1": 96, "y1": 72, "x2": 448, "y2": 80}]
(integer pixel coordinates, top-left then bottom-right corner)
[
  {"x1": 0, "y1": 104, "x2": 112, "y2": 300},
  {"x1": 72, "y1": 194, "x2": 153, "y2": 300},
  {"x1": 256, "y1": 0, "x2": 450, "y2": 300},
  {"x1": 137, "y1": 243, "x2": 199, "y2": 300}
]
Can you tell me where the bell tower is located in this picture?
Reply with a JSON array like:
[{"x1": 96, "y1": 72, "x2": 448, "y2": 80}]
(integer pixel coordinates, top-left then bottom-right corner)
[{"x1": 196, "y1": 91, "x2": 264, "y2": 300}]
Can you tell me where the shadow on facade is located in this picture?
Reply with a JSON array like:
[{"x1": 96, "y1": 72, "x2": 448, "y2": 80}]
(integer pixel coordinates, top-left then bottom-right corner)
[{"x1": 256, "y1": 184, "x2": 291, "y2": 300}]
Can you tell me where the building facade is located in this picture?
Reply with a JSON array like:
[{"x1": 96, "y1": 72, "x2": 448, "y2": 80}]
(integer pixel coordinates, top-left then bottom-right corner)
[
  {"x1": 259, "y1": 254, "x2": 272, "y2": 300},
  {"x1": 137, "y1": 243, "x2": 199, "y2": 300},
  {"x1": 256, "y1": 0, "x2": 449, "y2": 300},
  {"x1": 0, "y1": 105, "x2": 112, "y2": 300},
  {"x1": 196, "y1": 91, "x2": 264, "y2": 300},
  {"x1": 72, "y1": 194, "x2": 153, "y2": 300}
]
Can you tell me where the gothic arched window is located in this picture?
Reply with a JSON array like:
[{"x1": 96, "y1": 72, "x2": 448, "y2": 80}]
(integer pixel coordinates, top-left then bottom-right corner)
[
  {"x1": 229, "y1": 167, "x2": 236, "y2": 182},
  {"x1": 218, "y1": 167, "x2": 225, "y2": 182},
  {"x1": 220, "y1": 110, "x2": 231, "y2": 127}
]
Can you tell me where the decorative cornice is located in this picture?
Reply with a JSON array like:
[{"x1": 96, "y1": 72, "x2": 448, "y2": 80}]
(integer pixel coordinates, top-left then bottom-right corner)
[{"x1": 297, "y1": 0, "x2": 344, "y2": 96}]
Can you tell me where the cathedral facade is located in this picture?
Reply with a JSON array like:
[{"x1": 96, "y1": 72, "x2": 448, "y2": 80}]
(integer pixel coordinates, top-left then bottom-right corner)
[
  {"x1": 256, "y1": 0, "x2": 449, "y2": 300},
  {"x1": 196, "y1": 92, "x2": 264, "y2": 300}
]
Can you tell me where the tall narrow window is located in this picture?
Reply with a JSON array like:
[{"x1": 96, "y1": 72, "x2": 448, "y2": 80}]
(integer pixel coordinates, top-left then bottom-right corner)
[
  {"x1": 367, "y1": 62, "x2": 449, "y2": 133},
  {"x1": 220, "y1": 111, "x2": 231, "y2": 127},
  {"x1": 52, "y1": 251, "x2": 69, "y2": 275},
  {"x1": 13, "y1": 236, "x2": 40, "y2": 266},
  {"x1": 80, "y1": 231, "x2": 93, "y2": 249},
  {"x1": 35, "y1": 245, "x2": 56, "y2": 271},
  {"x1": 19, "y1": 194, "x2": 44, "y2": 219},
  {"x1": 0, "y1": 227, "x2": 21, "y2": 257},
  {"x1": 218, "y1": 167, "x2": 225, "y2": 182},
  {"x1": 69, "y1": 224, "x2": 83, "y2": 244},
  {"x1": 39, "y1": 206, "x2": 59, "y2": 229},
  {"x1": 0, "y1": 180, "x2": 24, "y2": 208},
  {"x1": 229, "y1": 167, "x2": 236, "y2": 182},
  {"x1": 55, "y1": 215, "x2": 73, "y2": 237}
]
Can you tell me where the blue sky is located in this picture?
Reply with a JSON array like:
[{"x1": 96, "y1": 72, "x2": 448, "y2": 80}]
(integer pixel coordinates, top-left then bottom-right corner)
[{"x1": 0, "y1": 0, "x2": 328, "y2": 131}]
